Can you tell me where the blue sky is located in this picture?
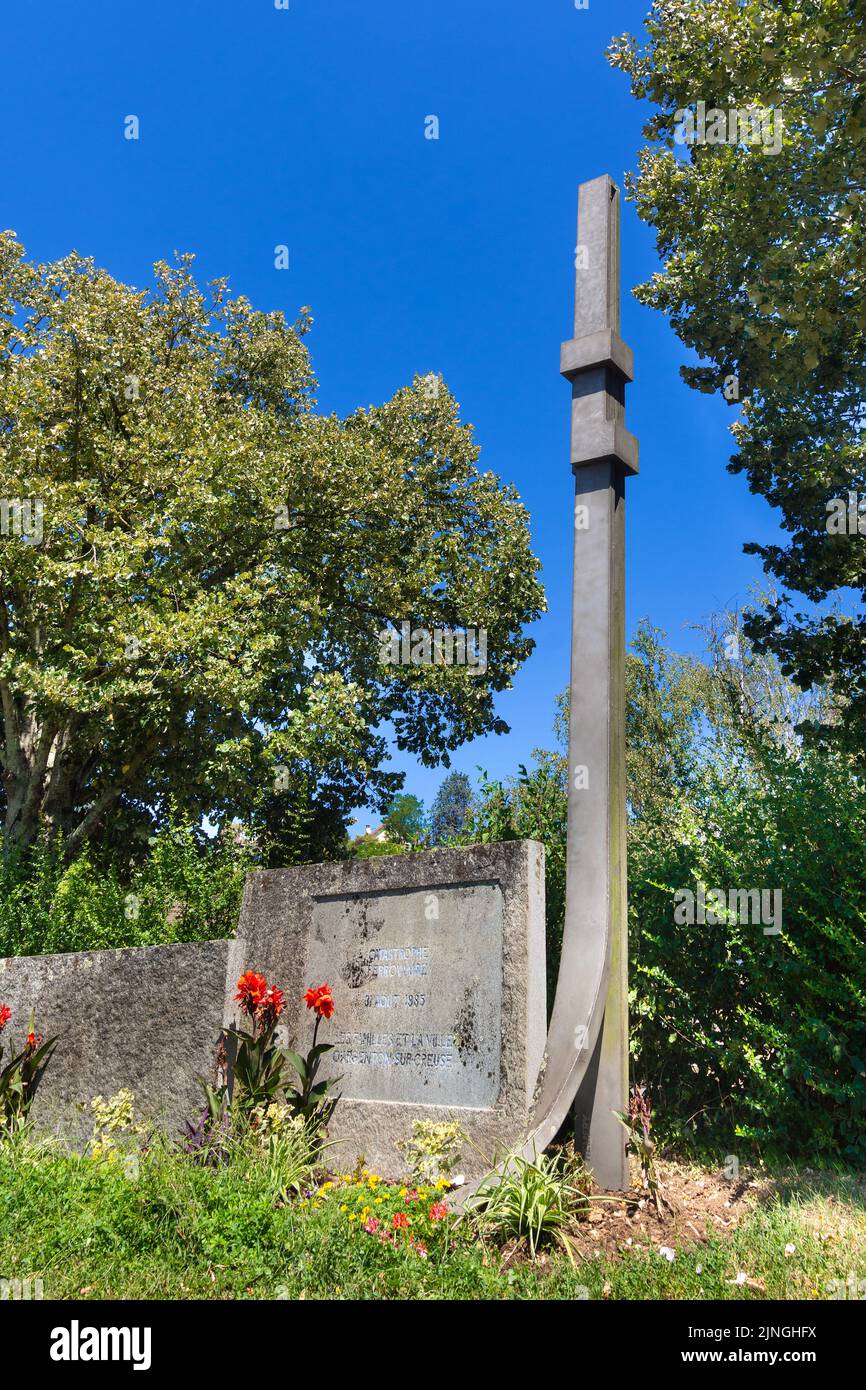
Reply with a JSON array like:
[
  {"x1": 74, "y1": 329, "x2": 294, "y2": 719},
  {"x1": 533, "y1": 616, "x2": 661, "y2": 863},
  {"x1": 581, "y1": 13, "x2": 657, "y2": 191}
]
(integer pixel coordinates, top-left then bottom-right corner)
[{"x1": 1, "y1": 0, "x2": 782, "y2": 821}]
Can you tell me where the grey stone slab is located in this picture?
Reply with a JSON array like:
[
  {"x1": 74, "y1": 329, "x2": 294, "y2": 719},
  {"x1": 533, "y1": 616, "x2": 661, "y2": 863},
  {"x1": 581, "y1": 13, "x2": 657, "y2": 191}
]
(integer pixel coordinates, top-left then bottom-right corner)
[
  {"x1": 0, "y1": 939, "x2": 229, "y2": 1143},
  {"x1": 236, "y1": 841, "x2": 546, "y2": 1179}
]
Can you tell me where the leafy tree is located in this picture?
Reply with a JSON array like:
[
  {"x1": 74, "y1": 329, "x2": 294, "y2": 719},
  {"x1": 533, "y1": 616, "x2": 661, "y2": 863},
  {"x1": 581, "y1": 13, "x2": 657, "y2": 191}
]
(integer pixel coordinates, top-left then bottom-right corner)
[
  {"x1": 428, "y1": 769, "x2": 475, "y2": 844},
  {"x1": 0, "y1": 237, "x2": 543, "y2": 861},
  {"x1": 609, "y1": 0, "x2": 866, "y2": 747},
  {"x1": 382, "y1": 793, "x2": 426, "y2": 846}
]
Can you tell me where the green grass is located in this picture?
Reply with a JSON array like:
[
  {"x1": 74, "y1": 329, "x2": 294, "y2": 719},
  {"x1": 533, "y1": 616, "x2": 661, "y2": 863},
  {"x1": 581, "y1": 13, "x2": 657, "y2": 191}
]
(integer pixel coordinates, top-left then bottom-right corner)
[{"x1": 2, "y1": 1140, "x2": 864, "y2": 1300}]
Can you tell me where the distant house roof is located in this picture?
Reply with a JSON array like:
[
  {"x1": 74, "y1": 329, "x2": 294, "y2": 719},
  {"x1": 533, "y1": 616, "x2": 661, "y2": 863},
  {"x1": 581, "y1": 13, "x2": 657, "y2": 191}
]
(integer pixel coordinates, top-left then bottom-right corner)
[{"x1": 356, "y1": 823, "x2": 388, "y2": 842}]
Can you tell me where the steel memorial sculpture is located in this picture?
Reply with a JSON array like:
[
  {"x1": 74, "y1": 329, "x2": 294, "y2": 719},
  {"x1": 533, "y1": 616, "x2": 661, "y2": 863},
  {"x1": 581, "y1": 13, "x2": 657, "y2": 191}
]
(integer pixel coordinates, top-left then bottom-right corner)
[{"x1": 524, "y1": 174, "x2": 638, "y2": 1189}]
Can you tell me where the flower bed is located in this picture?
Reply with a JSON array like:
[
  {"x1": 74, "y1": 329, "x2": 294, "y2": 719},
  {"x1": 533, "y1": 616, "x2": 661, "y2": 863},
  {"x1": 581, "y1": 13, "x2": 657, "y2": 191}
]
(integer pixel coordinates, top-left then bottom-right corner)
[{"x1": 300, "y1": 1167, "x2": 455, "y2": 1261}]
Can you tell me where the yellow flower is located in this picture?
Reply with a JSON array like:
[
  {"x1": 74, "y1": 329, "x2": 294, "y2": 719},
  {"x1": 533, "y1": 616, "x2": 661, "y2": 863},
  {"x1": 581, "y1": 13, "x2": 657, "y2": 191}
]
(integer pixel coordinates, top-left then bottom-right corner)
[
  {"x1": 399, "y1": 1186, "x2": 409, "y2": 1197},
  {"x1": 319, "y1": 1181, "x2": 334, "y2": 1192},
  {"x1": 348, "y1": 1213, "x2": 357, "y2": 1222},
  {"x1": 374, "y1": 1196, "x2": 384, "y2": 1204},
  {"x1": 340, "y1": 1203, "x2": 348, "y2": 1212}
]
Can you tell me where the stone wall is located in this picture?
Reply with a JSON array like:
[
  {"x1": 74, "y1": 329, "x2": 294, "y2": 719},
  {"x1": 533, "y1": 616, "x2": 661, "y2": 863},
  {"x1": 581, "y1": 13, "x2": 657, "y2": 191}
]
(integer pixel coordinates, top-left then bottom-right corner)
[{"x1": 0, "y1": 939, "x2": 230, "y2": 1144}]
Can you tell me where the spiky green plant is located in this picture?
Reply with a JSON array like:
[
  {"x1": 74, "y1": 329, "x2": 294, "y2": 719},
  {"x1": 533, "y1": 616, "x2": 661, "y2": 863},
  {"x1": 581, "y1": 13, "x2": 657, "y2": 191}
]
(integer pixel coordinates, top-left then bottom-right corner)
[{"x1": 465, "y1": 1146, "x2": 597, "y2": 1259}]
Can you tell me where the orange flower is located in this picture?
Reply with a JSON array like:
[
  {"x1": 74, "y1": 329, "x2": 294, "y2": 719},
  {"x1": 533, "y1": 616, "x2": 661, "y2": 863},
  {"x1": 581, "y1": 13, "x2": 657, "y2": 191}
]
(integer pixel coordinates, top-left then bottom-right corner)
[
  {"x1": 235, "y1": 971, "x2": 267, "y2": 1019},
  {"x1": 428, "y1": 1202, "x2": 448, "y2": 1222},
  {"x1": 304, "y1": 984, "x2": 335, "y2": 1020},
  {"x1": 315, "y1": 987, "x2": 334, "y2": 1020},
  {"x1": 391, "y1": 1211, "x2": 409, "y2": 1230}
]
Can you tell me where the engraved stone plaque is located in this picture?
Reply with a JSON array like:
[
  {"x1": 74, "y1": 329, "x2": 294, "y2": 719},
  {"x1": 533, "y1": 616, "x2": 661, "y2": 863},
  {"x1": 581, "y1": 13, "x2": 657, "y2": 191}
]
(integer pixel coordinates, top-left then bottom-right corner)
[{"x1": 306, "y1": 882, "x2": 503, "y2": 1109}]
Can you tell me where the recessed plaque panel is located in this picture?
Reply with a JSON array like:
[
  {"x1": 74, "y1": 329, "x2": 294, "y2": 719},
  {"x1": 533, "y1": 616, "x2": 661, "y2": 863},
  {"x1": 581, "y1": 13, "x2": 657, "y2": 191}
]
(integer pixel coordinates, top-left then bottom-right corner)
[{"x1": 306, "y1": 881, "x2": 503, "y2": 1109}]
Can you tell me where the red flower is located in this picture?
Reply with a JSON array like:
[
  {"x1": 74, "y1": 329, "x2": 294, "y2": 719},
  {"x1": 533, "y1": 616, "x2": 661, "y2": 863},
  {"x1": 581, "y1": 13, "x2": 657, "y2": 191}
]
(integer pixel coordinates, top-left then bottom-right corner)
[
  {"x1": 235, "y1": 971, "x2": 268, "y2": 1019},
  {"x1": 364, "y1": 1217, "x2": 380, "y2": 1234},
  {"x1": 428, "y1": 1202, "x2": 448, "y2": 1222},
  {"x1": 414, "y1": 1240, "x2": 428, "y2": 1259},
  {"x1": 26, "y1": 1031, "x2": 41, "y2": 1052},
  {"x1": 255, "y1": 985, "x2": 285, "y2": 1031},
  {"x1": 391, "y1": 1211, "x2": 409, "y2": 1230},
  {"x1": 263, "y1": 985, "x2": 285, "y2": 1014},
  {"x1": 0, "y1": 1004, "x2": 11, "y2": 1032},
  {"x1": 304, "y1": 984, "x2": 335, "y2": 1020}
]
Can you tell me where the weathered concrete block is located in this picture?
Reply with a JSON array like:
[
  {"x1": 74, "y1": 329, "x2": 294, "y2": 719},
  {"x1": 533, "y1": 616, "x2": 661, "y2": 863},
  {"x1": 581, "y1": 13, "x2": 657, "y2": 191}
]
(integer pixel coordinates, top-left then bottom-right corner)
[
  {"x1": 0, "y1": 940, "x2": 229, "y2": 1143},
  {"x1": 236, "y1": 841, "x2": 546, "y2": 1179}
]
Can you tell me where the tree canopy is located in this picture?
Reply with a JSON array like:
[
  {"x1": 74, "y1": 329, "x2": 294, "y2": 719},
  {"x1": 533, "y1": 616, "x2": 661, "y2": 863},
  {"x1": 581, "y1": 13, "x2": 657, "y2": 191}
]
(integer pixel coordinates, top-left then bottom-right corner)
[
  {"x1": 610, "y1": 0, "x2": 866, "y2": 746},
  {"x1": 0, "y1": 236, "x2": 543, "y2": 859},
  {"x1": 382, "y1": 793, "x2": 426, "y2": 846},
  {"x1": 429, "y1": 769, "x2": 474, "y2": 844}
]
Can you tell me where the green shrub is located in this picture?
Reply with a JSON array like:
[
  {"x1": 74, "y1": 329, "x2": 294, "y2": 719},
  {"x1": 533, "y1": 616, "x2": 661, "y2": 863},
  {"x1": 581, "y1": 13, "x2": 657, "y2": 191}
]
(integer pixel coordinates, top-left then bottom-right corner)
[
  {"x1": 348, "y1": 837, "x2": 407, "y2": 859},
  {"x1": 465, "y1": 1146, "x2": 591, "y2": 1257},
  {"x1": 88, "y1": 1089, "x2": 147, "y2": 1165},
  {"x1": 0, "y1": 822, "x2": 252, "y2": 958},
  {"x1": 398, "y1": 1118, "x2": 466, "y2": 1185},
  {"x1": 629, "y1": 736, "x2": 866, "y2": 1163}
]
